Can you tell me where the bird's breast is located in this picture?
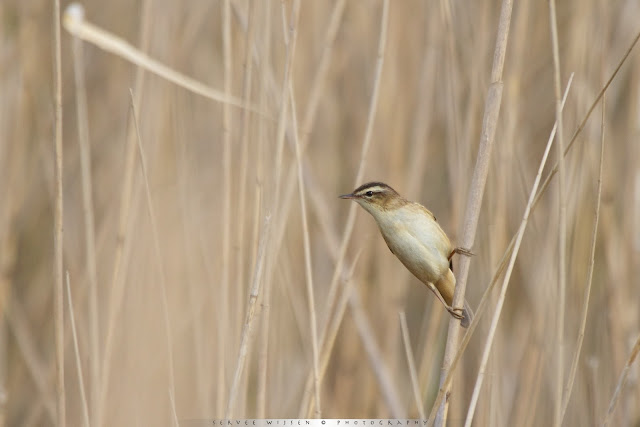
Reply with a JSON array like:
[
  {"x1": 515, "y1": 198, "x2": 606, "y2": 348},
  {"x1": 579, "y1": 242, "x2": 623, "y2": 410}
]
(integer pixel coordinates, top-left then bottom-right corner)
[{"x1": 376, "y1": 212, "x2": 451, "y2": 285}]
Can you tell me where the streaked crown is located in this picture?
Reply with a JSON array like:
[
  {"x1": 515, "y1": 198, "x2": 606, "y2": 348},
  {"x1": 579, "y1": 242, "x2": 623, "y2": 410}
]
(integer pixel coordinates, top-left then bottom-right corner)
[{"x1": 339, "y1": 182, "x2": 406, "y2": 210}]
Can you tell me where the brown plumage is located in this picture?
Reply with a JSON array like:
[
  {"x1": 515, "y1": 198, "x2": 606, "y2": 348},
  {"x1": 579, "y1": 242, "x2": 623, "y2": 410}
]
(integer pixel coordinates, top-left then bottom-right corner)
[{"x1": 340, "y1": 182, "x2": 473, "y2": 327}]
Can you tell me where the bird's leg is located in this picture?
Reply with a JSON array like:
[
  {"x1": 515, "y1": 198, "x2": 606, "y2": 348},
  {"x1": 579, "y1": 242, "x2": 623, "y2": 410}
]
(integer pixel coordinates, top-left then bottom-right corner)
[
  {"x1": 425, "y1": 282, "x2": 464, "y2": 320},
  {"x1": 448, "y1": 247, "x2": 474, "y2": 261},
  {"x1": 443, "y1": 304, "x2": 465, "y2": 319}
]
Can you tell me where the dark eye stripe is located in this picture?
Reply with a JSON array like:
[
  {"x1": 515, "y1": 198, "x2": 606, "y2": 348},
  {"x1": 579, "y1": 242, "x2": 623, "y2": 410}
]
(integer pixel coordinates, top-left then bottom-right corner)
[{"x1": 356, "y1": 185, "x2": 385, "y2": 197}]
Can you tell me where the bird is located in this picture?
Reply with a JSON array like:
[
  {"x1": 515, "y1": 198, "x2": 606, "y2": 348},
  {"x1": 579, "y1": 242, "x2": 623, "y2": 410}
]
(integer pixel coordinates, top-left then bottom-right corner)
[{"x1": 340, "y1": 181, "x2": 474, "y2": 327}]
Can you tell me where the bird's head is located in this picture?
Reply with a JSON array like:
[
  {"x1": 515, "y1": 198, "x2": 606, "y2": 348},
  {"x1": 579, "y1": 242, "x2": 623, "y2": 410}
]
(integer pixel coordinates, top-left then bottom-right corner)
[{"x1": 339, "y1": 182, "x2": 406, "y2": 216}]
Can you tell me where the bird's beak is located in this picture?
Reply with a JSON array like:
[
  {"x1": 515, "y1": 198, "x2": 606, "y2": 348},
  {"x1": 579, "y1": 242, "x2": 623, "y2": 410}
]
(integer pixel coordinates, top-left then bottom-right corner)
[{"x1": 339, "y1": 193, "x2": 356, "y2": 200}]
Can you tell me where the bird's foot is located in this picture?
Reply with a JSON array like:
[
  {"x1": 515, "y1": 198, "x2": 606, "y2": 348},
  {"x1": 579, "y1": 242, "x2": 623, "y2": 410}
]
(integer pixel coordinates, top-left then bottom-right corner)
[
  {"x1": 445, "y1": 305, "x2": 465, "y2": 320},
  {"x1": 448, "y1": 247, "x2": 475, "y2": 261}
]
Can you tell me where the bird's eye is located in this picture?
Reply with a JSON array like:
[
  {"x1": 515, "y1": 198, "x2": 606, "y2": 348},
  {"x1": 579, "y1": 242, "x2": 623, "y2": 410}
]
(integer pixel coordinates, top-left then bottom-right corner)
[{"x1": 365, "y1": 191, "x2": 373, "y2": 197}]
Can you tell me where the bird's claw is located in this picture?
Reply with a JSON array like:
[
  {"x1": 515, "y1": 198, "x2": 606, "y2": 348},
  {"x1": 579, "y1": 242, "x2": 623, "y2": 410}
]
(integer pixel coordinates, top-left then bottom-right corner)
[
  {"x1": 447, "y1": 306, "x2": 465, "y2": 320},
  {"x1": 449, "y1": 247, "x2": 475, "y2": 261}
]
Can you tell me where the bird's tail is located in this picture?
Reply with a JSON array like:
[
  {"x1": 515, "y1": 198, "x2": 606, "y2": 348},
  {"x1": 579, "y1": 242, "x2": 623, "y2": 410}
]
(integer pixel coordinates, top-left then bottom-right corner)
[{"x1": 461, "y1": 300, "x2": 474, "y2": 328}]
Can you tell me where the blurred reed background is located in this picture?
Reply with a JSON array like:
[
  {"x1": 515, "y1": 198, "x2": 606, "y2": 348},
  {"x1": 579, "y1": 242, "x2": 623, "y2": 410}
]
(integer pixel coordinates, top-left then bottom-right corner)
[{"x1": 1, "y1": 0, "x2": 639, "y2": 425}]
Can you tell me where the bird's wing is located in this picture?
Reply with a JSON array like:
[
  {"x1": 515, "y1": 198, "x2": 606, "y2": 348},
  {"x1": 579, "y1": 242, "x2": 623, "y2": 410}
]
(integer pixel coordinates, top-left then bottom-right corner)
[
  {"x1": 405, "y1": 204, "x2": 452, "y2": 253},
  {"x1": 380, "y1": 229, "x2": 396, "y2": 255},
  {"x1": 413, "y1": 203, "x2": 436, "y2": 221}
]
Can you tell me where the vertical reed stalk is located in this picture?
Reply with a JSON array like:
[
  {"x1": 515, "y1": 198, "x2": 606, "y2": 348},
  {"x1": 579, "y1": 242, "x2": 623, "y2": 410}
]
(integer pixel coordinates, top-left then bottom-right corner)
[
  {"x1": 65, "y1": 273, "x2": 90, "y2": 427},
  {"x1": 53, "y1": 1, "x2": 66, "y2": 425},
  {"x1": 219, "y1": 0, "x2": 233, "y2": 414},
  {"x1": 548, "y1": 1, "x2": 567, "y2": 425},
  {"x1": 435, "y1": 0, "x2": 514, "y2": 424},
  {"x1": 70, "y1": 26, "x2": 100, "y2": 424},
  {"x1": 289, "y1": 84, "x2": 322, "y2": 415},
  {"x1": 399, "y1": 311, "x2": 426, "y2": 419},
  {"x1": 461, "y1": 76, "x2": 573, "y2": 427},
  {"x1": 561, "y1": 95, "x2": 606, "y2": 421}
]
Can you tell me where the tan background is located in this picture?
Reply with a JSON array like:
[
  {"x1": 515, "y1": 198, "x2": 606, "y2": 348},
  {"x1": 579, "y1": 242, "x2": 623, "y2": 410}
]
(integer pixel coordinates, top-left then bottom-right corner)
[{"x1": 1, "y1": 0, "x2": 639, "y2": 425}]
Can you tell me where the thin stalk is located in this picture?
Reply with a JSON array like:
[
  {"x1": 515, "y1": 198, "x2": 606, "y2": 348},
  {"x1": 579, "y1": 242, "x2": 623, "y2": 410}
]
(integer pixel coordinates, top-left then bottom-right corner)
[
  {"x1": 168, "y1": 388, "x2": 179, "y2": 427},
  {"x1": 406, "y1": 7, "x2": 438, "y2": 199},
  {"x1": 255, "y1": 188, "x2": 269, "y2": 418},
  {"x1": 462, "y1": 74, "x2": 573, "y2": 427},
  {"x1": 53, "y1": 0, "x2": 66, "y2": 425},
  {"x1": 255, "y1": 6, "x2": 271, "y2": 416},
  {"x1": 425, "y1": 43, "x2": 640, "y2": 419},
  {"x1": 66, "y1": 272, "x2": 91, "y2": 427},
  {"x1": 70, "y1": 26, "x2": 100, "y2": 424},
  {"x1": 226, "y1": 215, "x2": 272, "y2": 418},
  {"x1": 561, "y1": 95, "x2": 606, "y2": 420},
  {"x1": 299, "y1": 0, "x2": 346, "y2": 139},
  {"x1": 348, "y1": 284, "x2": 404, "y2": 417},
  {"x1": 436, "y1": 24, "x2": 636, "y2": 425},
  {"x1": 416, "y1": 300, "x2": 443, "y2": 402},
  {"x1": 602, "y1": 335, "x2": 640, "y2": 426},
  {"x1": 96, "y1": 0, "x2": 153, "y2": 424},
  {"x1": 548, "y1": 2, "x2": 567, "y2": 425},
  {"x1": 283, "y1": 170, "x2": 399, "y2": 418},
  {"x1": 272, "y1": 0, "x2": 301, "y2": 210},
  {"x1": 399, "y1": 311, "x2": 426, "y2": 419},
  {"x1": 323, "y1": 0, "x2": 390, "y2": 373},
  {"x1": 301, "y1": 1, "x2": 390, "y2": 414},
  {"x1": 427, "y1": 74, "x2": 574, "y2": 427},
  {"x1": 233, "y1": 0, "x2": 257, "y2": 339},
  {"x1": 532, "y1": 28, "x2": 640, "y2": 212},
  {"x1": 303, "y1": 253, "x2": 362, "y2": 418},
  {"x1": 219, "y1": 0, "x2": 233, "y2": 414},
  {"x1": 290, "y1": 83, "x2": 322, "y2": 415},
  {"x1": 7, "y1": 297, "x2": 57, "y2": 422},
  {"x1": 227, "y1": 4, "x2": 347, "y2": 414},
  {"x1": 62, "y1": 6, "x2": 258, "y2": 113},
  {"x1": 129, "y1": 90, "x2": 178, "y2": 426},
  {"x1": 239, "y1": 1, "x2": 345, "y2": 345},
  {"x1": 243, "y1": 2, "x2": 301, "y2": 416},
  {"x1": 251, "y1": 6, "x2": 301, "y2": 364},
  {"x1": 248, "y1": 1, "x2": 349, "y2": 411},
  {"x1": 435, "y1": 0, "x2": 514, "y2": 424}
]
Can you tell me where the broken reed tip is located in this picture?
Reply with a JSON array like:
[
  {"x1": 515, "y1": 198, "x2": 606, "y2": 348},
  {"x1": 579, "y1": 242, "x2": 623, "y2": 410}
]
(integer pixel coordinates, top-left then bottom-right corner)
[{"x1": 64, "y1": 3, "x2": 85, "y2": 24}]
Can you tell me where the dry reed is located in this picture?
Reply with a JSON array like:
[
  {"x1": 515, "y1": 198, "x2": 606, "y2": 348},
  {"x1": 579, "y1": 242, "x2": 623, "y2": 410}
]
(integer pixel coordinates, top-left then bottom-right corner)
[{"x1": 2, "y1": 1, "x2": 640, "y2": 425}]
